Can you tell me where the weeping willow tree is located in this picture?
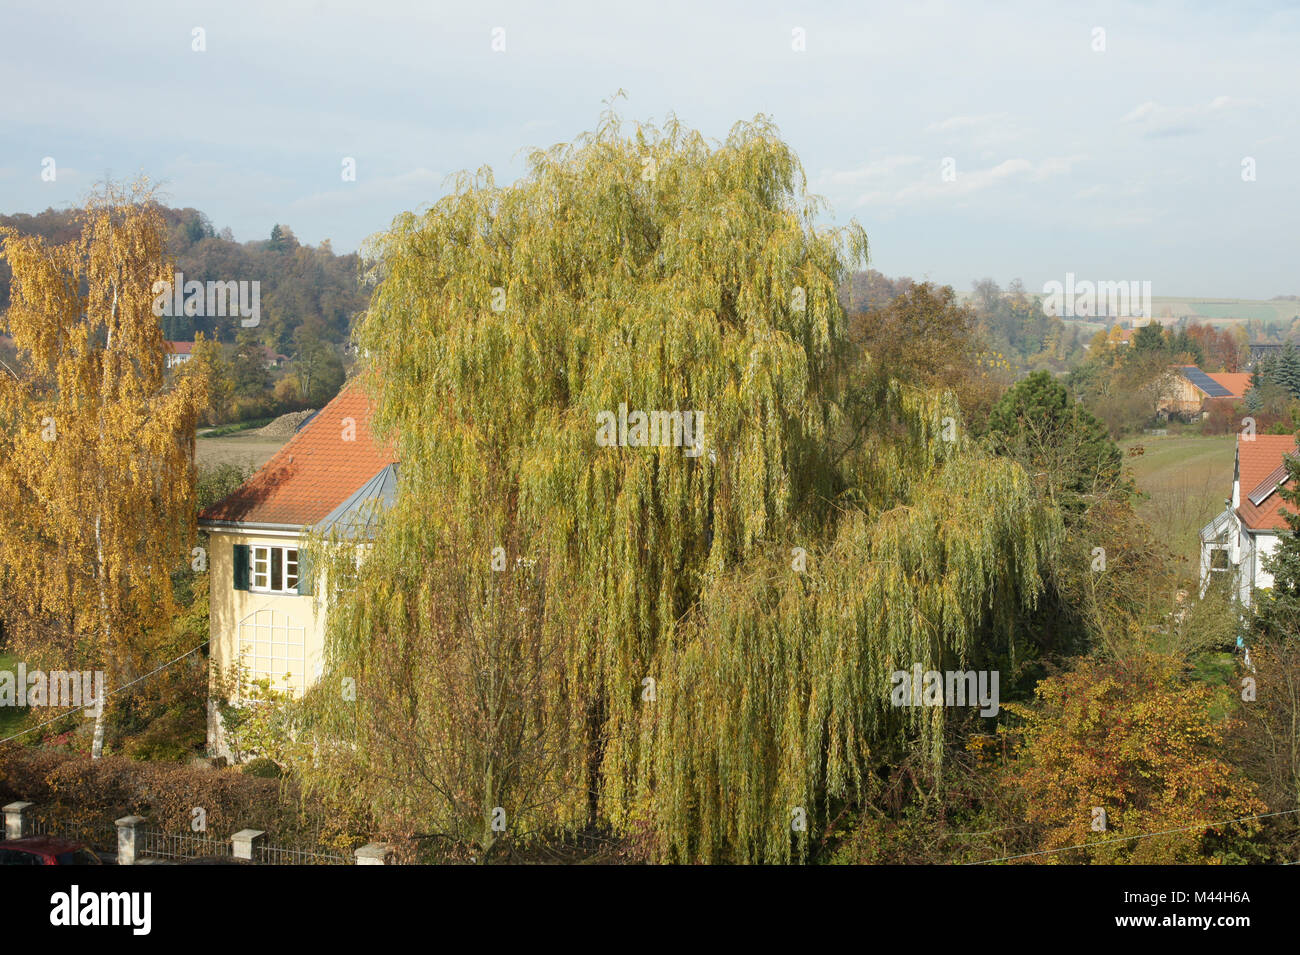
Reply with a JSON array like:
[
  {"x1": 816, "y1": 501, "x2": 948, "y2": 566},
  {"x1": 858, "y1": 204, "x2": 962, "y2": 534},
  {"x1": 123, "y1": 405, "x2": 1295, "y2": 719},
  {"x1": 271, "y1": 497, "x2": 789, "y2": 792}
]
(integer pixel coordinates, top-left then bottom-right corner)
[{"x1": 299, "y1": 103, "x2": 1060, "y2": 862}]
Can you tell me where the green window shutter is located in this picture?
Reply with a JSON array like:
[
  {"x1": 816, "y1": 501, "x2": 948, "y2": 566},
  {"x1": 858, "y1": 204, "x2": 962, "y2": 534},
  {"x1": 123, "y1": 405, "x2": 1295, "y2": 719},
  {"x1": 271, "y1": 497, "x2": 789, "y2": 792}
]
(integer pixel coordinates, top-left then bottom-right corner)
[
  {"x1": 233, "y1": 544, "x2": 250, "y2": 591},
  {"x1": 296, "y1": 548, "x2": 314, "y2": 596}
]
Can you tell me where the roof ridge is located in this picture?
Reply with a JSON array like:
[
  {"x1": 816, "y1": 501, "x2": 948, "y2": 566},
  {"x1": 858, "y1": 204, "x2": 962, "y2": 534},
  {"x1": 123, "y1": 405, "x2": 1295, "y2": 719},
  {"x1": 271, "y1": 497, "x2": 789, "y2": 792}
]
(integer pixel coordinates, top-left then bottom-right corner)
[{"x1": 198, "y1": 376, "x2": 397, "y2": 528}]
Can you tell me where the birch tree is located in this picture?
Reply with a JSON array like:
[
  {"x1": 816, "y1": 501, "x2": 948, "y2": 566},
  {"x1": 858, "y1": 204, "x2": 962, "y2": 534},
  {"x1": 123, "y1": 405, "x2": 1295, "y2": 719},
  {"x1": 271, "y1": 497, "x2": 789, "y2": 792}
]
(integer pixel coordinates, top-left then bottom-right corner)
[{"x1": 0, "y1": 180, "x2": 209, "y2": 755}]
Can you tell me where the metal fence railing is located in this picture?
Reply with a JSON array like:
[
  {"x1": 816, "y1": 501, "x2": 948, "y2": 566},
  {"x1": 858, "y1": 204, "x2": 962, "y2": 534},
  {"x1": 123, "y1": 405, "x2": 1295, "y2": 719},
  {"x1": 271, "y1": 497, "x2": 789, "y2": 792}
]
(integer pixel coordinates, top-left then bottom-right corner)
[
  {"x1": 17, "y1": 809, "x2": 359, "y2": 864},
  {"x1": 255, "y1": 843, "x2": 349, "y2": 865},
  {"x1": 28, "y1": 816, "x2": 119, "y2": 854},
  {"x1": 137, "y1": 828, "x2": 234, "y2": 862}
]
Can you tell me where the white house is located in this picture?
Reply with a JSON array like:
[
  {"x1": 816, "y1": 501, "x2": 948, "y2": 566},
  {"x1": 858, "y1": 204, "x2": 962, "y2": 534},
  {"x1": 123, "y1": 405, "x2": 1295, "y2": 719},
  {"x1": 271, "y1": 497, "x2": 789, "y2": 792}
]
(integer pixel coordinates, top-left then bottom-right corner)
[
  {"x1": 1200, "y1": 434, "x2": 1297, "y2": 605},
  {"x1": 198, "y1": 377, "x2": 396, "y2": 757},
  {"x1": 165, "y1": 340, "x2": 194, "y2": 369}
]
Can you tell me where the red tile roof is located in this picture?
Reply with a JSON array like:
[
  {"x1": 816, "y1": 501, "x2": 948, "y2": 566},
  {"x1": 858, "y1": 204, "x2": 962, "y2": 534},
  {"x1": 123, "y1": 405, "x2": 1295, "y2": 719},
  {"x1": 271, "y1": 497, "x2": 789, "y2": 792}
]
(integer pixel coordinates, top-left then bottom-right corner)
[
  {"x1": 200, "y1": 377, "x2": 396, "y2": 528},
  {"x1": 1206, "y1": 372, "x2": 1250, "y2": 398},
  {"x1": 1237, "y1": 434, "x2": 1298, "y2": 532},
  {"x1": 168, "y1": 341, "x2": 194, "y2": 355}
]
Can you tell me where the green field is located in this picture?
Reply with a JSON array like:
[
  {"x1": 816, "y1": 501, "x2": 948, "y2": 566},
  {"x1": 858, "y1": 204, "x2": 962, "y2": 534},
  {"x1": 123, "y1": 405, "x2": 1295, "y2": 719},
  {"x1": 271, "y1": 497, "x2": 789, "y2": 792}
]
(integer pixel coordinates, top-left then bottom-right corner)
[
  {"x1": 1152, "y1": 297, "x2": 1300, "y2": 324},
  {"x1": 1121, "y1": 433, "x2": 1236, "y2": 583},
  {"x1": 0, "y1": 650, "x2": 28, "y2": 740}
]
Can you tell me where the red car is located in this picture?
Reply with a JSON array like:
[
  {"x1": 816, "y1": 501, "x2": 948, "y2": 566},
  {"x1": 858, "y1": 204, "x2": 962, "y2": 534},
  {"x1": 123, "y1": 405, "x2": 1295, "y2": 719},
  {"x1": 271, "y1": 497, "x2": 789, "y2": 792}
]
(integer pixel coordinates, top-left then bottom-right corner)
[{"x1": 0, "y1": 837, "x2": 104, "y2": 865}]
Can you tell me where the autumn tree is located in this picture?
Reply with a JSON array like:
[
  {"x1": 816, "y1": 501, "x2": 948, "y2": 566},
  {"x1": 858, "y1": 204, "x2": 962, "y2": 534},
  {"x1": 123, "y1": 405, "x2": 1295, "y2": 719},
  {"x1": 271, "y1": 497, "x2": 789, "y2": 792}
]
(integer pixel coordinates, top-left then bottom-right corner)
[
  {"x1": 1231, "y1": 631, "x2": 1300, "y2": 859},
  {"x1": 191, "y1": 334, "x2": 233, "y2": 424},
  {"x1": 844, "y1": 281, "x2": 1006, "y2": 431},
  {"x1": 291, "y1": 320, "x2": 344, "y2": 406},
  {"x1": 1003, "y1": 654, "x2": 1263, "y2": 863},
  {"x1": 299, "y1": 106, "x2": 1060, "y2": 862},
  {"x1": 230, "y1": 329, "x2": 271, "y2": 405},
  {"x1": 0, "y1": 180, "x2": 209, "y2": 756}
]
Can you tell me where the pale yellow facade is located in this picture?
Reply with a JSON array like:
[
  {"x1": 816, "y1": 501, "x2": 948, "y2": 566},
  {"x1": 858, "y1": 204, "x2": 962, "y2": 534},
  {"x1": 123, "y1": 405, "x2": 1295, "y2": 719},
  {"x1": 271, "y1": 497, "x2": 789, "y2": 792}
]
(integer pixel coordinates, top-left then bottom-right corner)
[{"x1": 206, "y1": 526, "x2": 328, "y2": 757}]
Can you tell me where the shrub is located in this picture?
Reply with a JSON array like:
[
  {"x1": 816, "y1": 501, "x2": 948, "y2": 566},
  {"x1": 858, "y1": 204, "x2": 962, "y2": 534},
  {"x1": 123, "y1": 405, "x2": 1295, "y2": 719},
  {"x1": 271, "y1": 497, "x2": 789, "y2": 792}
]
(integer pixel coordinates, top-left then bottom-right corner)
[
  {"x1": 0, "y1": 744, "x2": 370, "y2": 851},
  {"x1": 242, "y1": 757, "x2": 282, "y2": 779}
]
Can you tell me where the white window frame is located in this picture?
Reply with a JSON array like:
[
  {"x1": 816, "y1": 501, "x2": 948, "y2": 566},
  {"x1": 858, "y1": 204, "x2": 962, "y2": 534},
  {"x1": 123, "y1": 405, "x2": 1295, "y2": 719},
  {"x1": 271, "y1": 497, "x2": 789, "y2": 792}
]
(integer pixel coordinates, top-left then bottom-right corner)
[{"x1": 250, "y1": 545, "x2": 300, "y2": 594}]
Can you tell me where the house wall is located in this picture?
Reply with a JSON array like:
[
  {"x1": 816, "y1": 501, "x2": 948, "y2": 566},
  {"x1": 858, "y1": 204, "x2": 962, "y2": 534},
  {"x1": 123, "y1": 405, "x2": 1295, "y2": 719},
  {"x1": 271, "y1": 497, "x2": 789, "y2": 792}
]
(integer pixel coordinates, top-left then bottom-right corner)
[
  {"x1": 1159, "y1": 376, "x2": 1204, "y2": 417},
  {"x1": 1211, "y1": 449, "x2": 1281, "y2": 608},
  {"x1": 1227, "y1": 527, "x2": 1278, "y2": 607},
  {"x1": 1253, "y1": 531, "x2": 1280, "y2": 591},
  {"x1": 1237, "y1": 530, "x2": 1254, "y2": 605},
  {"x1": 207, "y1": 527, "x2": 329, "y2": 757}
]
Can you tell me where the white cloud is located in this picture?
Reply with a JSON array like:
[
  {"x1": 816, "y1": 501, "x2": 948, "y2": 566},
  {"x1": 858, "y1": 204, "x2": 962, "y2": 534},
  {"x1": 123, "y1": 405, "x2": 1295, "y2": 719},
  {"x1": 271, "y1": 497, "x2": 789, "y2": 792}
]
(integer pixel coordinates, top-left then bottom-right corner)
[
  {"x1": 854, "y1": 156, "x2": 1081, "y2": 207},
  {"x1": 1120, "y1": 96, "x2": 1254, "y2": 134},
  {"x1": 925, "y1": 113, "x2": 1010, "y2": 133},
  {"x1": 1121, "y1": 101, "x2": 1160, "y2": 124},
  {"x1": 816, "y1": 156, "x2": 924, "y2": 188}
]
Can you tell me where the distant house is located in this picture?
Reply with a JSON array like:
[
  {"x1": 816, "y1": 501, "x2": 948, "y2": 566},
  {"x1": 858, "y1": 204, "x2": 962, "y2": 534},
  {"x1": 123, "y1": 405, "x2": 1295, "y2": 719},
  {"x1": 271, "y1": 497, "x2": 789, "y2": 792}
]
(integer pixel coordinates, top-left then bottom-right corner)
[
  {"x1": 198, "y1": 378, "x2": 396, "y2": 757},
  {"x1": 1160, "y1": 366, "x2": 1250, "y2": 418},
  {"x1": 1200, "y1": 434, "x2": 1297, "y2": 605},
  {"x1": 165, "y1": 340, "x2": 194, "y2": 369},
  {"x1": 257, "y1": 345, "x2": 291, "y2": 369}
]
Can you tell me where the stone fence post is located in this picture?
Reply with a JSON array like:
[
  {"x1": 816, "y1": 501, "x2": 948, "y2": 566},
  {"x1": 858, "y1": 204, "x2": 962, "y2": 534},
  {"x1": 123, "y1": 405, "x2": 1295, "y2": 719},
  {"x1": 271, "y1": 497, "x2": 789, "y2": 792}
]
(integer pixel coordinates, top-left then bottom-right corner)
[
  {"x1": 354, "y1": 842, "x2": 390, "y2": 865},
  {"x1": 232, "y1": 828, "x2": 265, "y2": 861},
  {"x1": 3, "y1": 801, "x2": 33, "y2": 839},
  {"x1": 115, "y1": 815, "x2": 146, "y2": 865}
]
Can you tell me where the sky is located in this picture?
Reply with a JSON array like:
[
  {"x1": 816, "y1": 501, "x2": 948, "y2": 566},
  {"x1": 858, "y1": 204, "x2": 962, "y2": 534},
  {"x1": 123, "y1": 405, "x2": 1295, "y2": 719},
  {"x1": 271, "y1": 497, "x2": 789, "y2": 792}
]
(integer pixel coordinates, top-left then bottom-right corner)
[{"x1": 1, "y1": 0, "x2": 1296, "y2": 298}]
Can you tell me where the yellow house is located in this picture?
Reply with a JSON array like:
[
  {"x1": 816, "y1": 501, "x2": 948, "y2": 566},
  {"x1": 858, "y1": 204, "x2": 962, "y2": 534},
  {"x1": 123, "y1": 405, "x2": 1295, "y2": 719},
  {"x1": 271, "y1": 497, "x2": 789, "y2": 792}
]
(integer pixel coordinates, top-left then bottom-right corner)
[{"x1": 198, "y1": 379, "x2": 395, "y2": 757}]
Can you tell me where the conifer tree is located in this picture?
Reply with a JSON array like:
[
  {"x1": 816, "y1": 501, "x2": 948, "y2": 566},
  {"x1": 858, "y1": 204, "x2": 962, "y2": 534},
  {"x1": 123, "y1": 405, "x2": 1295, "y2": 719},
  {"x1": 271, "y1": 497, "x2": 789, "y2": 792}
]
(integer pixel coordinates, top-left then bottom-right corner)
[{"x1": 1278, "y1": 344, "x2": 1300, "y2": 399}]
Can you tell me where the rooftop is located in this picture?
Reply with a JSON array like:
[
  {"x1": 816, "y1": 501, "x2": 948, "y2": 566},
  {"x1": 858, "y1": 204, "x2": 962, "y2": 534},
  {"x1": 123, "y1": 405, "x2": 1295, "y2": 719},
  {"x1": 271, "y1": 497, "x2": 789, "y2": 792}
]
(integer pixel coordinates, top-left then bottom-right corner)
[
  {"x1": 1179, "y1": 366, "x2": 1250, "y2": 399},
  {"x1": 199, "y1": 376, "x2": 396, "y2": 529},
  {"x1": 1237, "y1": 434, "x2": 1299, "y2": 532}
]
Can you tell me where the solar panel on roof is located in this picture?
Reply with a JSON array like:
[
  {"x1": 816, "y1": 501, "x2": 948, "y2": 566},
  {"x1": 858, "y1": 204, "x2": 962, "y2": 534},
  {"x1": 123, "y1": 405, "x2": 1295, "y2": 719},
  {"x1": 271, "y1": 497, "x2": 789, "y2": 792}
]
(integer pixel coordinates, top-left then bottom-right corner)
[
  {"x1": 1180, "y1": 366, "x2": 1233, "y2": 397},
  {"x1": 1248, "y1": 454, "x2": 1298, "y2": 507}
]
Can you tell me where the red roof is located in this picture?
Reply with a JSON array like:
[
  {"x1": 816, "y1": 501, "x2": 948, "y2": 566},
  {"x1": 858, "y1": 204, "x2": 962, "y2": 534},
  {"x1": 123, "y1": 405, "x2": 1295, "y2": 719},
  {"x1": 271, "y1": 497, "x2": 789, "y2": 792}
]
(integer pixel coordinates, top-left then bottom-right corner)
[
  {"x1": 1237, "y1": 434, "x2": 1298, "y2": 532},
  {"x1": 200, "y1": 378, "x2": 396, "y2": 527},
  {"x1": 1206, "y1": 372, "x2": 1250, "y2": 398},
  {"x1": 168, "y1": 341, "x2": 194, "y2": 355}
]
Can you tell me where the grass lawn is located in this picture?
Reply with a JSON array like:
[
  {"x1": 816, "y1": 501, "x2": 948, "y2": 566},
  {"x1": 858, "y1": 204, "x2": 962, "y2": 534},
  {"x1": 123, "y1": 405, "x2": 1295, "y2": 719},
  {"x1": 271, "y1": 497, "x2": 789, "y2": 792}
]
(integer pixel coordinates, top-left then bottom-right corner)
[
  {"x1": 0, "y1": 649, "x2": 29, "y2": 740},
  {"x1": 1120, "y1": 432, "x2": 1236, "y2": 585}
]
